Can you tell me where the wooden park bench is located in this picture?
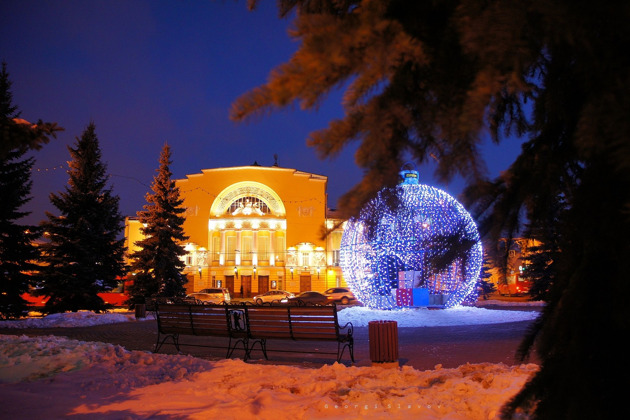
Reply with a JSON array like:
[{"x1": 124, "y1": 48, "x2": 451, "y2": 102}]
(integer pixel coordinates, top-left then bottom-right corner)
[
  {"x1": 244, "y1": 304, "x2": 355, "y2": 363},
  {"x1": 153, "y1": 303, "x2": 354, "y2": 363},
  {"x1": 154, "y1": 303, "x2": 249, "y2": 359}
]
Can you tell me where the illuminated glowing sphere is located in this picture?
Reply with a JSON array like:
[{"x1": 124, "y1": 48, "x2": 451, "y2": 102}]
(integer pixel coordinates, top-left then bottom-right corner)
[{"x1": 340, "y1": 171, "x2": 482, "y2": 309}]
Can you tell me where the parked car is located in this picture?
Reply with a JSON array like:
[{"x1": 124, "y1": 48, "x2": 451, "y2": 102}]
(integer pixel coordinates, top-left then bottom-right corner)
[
  {"x1": 252, "y1": 290, "x2": 294, "y2": 305},
  {"x1": 323, "y1": 287, "x2": 356, "y2": 305},
  {"x1": 187, "y1": 288, "x2": 231, "y2": 304},
  {"x1": 284, "y1": 291, "x2": 329, "y2": 305}
]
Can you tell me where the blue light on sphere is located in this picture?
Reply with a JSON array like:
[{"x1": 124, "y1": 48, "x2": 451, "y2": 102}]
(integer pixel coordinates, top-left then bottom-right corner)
[{"x1": 340, "y1": 170, "x2": 483, "y2": 309}]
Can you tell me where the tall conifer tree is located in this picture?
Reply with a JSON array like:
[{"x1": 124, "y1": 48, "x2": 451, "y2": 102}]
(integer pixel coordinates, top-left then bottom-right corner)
[
  {"x1": 0, "y1": 61, "x2": 61, "y2": 159},
  {"x1": 0, "y1": 63, "x2": 41, "y2": 319},
  {"x1": 128, "y1": 144, "x2": 188, "y2": 303},
  {"x1": 238, "y1": 1, "x2": 630, "y2": 418},
  {"x1": 38, "y1": 123, "x2": 126, "y2": 313}
]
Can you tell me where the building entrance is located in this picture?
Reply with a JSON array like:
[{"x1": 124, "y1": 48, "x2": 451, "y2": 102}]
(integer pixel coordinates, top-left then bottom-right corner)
[
  {"x1": 258, "y1": 275, "x2": 269, "y2": 294},
  {"x1": 300, "y1": 275, "x2": 311, "y2": 292},
  {"x1": 225, "y1": 275, "x2": 235, "y2": 297},
  {"x1": 241, "y1": 275, "x2": 252, "y2": 297}
]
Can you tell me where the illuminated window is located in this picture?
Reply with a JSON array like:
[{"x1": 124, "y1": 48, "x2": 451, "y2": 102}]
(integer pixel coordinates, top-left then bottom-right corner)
[
  {"x1": 258, "y1": 234, "x2": 269, "y2": 260},
  {"x1": 332, "y1": 250, "x2": 340, "y2": 266},
  {"x1": 229, "y1": 197, "x2": 271, "y2": 216},
  {"x1": 242, "y1": 236, "x2": 253, "y2": 261},
  {"x1": 276, "y1": 236, "x2": 285, "y2": 261},
  {"x1": 212, "y1": 236, "x2": 220, "y2": 262},
  {"x1": 226, "y1": 236, "x2": 236, "y2": 261}
]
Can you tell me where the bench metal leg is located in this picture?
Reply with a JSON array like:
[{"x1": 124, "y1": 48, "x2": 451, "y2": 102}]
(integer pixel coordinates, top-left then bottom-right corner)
[
  {"x1": 226, "y1": 337, "x2": 249, "y2": 360},
  {"x1": 154, "y1": 333, "x2": 180, "y2": 353},
  {"x1": 336, "y1": 339, "x2": 355, "y2": 363},
  {"x1": 247, "y1": 339, "x2": 268, "y2": 360}
]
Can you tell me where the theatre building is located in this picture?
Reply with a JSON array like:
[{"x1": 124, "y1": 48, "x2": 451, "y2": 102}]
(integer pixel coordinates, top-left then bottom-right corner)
[{"x1": 124, "y1": 164, "x2": 346, "y2": 297}]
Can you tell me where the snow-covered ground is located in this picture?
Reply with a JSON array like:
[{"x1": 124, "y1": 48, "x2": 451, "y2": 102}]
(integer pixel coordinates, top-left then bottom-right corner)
[
  {"x1": 0, "y1": 303, "x2": 542, "y2": 419},
  {"x1": 0, "y1": 299, "x2": 542, "y2": 329}
]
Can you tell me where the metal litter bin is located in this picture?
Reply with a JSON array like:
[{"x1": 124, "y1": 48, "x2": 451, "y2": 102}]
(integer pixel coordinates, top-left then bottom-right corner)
[{"x1": 368, "y1": 320, "x2": 399, "y2": 365}]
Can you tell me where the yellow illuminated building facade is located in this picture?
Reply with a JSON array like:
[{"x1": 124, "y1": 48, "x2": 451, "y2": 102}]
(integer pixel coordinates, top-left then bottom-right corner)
[{"x1": 124, "y1": 165, "x2": 346, "y2": 297}]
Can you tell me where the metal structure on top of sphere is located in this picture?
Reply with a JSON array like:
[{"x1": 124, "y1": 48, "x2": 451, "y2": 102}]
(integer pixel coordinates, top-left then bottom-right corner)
[{"x1": 340, "y1": 169, "x2": 483, "y2": 309}]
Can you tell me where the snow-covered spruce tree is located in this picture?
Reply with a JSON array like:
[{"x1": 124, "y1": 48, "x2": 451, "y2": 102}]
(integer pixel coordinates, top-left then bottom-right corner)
[
  {"x1": 0, "y1": 63, "x2": 42, "y2": 319},
  {"x1": 237, "y1": 2, "x2": 630, "y2": 418},
  {"x1": 128, "y1": 144, "x2": 188, "y2": 304},
  {"x1": 38, "y1": 123, "x2": 126, "y2": 313}
]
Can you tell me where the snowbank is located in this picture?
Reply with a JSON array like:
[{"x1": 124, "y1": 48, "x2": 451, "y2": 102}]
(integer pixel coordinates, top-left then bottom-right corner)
[
  {"x1": 0, "y1": 335, "x2": 537, "y2": 419},
  {"x1": 0, "y1": 310, "x2": 141, "y2": 329}
]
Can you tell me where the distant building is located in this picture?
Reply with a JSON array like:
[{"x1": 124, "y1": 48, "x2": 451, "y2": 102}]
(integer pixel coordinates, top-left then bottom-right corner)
[
  {"x1": 487, "y1": 238, "x2": 540, "y2": 295},
  {"x1": 124, "y1": 164, "x2": 346, "y2": 297}
]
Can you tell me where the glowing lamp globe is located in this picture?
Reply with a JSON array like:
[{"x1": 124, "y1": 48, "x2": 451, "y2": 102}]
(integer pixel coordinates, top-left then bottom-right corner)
[{"x1": 340, "y1": 170, "x2": 482, "y2": 309}]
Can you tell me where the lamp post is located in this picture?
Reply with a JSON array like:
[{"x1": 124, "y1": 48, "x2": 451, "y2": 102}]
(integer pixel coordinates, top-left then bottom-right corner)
[
  {"x1": 290, "y1": 267, "x2": 294, "y2": 279},
  {"x1": 234, "y1": 266, "x2": 238, "y2": 279}
]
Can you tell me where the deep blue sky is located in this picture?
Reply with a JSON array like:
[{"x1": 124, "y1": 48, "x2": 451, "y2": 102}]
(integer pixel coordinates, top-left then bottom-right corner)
[{"x1": 1, "y1": 0, "x2": 522, "y2": 226}]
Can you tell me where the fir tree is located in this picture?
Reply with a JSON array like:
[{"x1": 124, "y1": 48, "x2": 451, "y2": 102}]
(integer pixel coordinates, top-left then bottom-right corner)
[
  {"x1": 0, "y1": 62, "x2": 62, "y2": 159},
  {"x1": 476, "y1": 252, "x2": 495, "y2": 300},
  {"x1": 0, "y1": 64, "x2": 41, "y2": 319},
  {"x1": 38, "y1": 123, "x2": 126, "y2": 313},
  {"x1": 237, "y1": 1, "x2": 630, "y2": 418},
  {"x1": 521, "y1": 207, "x2": 563, "y2": 302},
  {"x1": 128, "y1": 144, "x2": 188, "y2": 304}
]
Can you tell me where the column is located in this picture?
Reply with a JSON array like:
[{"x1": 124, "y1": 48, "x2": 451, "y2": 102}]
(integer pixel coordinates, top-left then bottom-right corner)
[
  {"x1": 220, "y1": 230, "x2": 226, "y2": 266},
  {"x1": 253, "y1": 230, "x2": 258, "y2": 266}
]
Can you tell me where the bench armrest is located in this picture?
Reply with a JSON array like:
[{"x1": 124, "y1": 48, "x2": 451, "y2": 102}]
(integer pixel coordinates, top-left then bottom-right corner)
[{"x1": 339, "y1": 321, "x2": 354, "y2": 337}]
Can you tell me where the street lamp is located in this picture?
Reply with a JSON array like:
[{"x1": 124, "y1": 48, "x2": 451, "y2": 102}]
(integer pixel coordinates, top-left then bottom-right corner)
[
  {"x1": 234, "y1": 266, "x2": 238, "y2": 279},
  {"x1": 290, "y1": 267, "x2": 294, "y2": 279}
]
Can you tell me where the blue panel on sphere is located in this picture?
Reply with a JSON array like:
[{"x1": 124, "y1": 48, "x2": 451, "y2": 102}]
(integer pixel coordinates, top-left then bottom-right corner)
[{"x1": 413, "y1": 288, "x2": 430, "y2": 307}]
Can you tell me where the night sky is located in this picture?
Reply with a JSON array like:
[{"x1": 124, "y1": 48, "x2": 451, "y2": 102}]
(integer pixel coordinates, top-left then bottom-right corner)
[{"x1": 1, "y1": 0, "x2": 522, "y2": 226}]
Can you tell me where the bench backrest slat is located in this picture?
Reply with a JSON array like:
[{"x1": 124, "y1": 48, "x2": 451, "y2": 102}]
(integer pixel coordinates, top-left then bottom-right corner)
[
  {"x1": 157, "y1": 303, "x2": 234, "y2": 337},
  {"x1": 246, "y1": 307, "x2": 291, "y2": 339},
  {"x1": 289, "y1": 306, "x2": 339, "y2": 340}
]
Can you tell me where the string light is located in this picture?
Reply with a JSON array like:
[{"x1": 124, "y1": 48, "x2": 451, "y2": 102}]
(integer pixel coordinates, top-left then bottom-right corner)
[{"x1": 340, "y1": 169, "x2": 482, "y2": 309}]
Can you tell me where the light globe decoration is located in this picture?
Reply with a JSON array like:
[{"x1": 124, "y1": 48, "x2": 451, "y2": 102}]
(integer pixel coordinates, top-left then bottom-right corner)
[{"x1": 340, "y1": 168, "x2": 483, "y2": 309}]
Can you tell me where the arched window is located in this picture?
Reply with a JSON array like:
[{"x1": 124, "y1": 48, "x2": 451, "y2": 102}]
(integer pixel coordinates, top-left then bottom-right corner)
[
  {"x1": 211, "y1": 182, "x2": 286, "y2": 217},
  {"x1": 229, "y1": 196, "x2": 271, "y2": 216}
]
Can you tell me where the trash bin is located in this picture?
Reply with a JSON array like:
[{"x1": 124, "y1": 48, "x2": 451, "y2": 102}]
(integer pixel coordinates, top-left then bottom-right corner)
[
  {"x1": 368, "y1": 320, "x2": 399, "y2": 366},
  {"x1": 135, "y1": 303, "x2": 146, "y2": 319}
]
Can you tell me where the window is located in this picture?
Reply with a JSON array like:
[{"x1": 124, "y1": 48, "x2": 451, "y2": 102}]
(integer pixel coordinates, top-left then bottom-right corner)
[
  {"x1": 212, "y1": 236, "x2": 220, "y2": 262},
  {"x1": 301, "y1": 252, "x2": 310, "y2": 267},
  {"x1": 332, "y1": 250, "x2": 341, "y2": 266},
  {"x1": 258, "y1": 234, "x2": 269, "y2": 260},
  {"x1": 242, "y1": 236, "x2": 253, "y2": 261},
  {"x1": 229, "y1": 196, "x2": 271, "y2": 216},
  {"x1": 276, "y1": 236, "x2": 285, "y2": 261},
  {"x1": 226, "y1": 236, "x2": 236, "y2": 261}
]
